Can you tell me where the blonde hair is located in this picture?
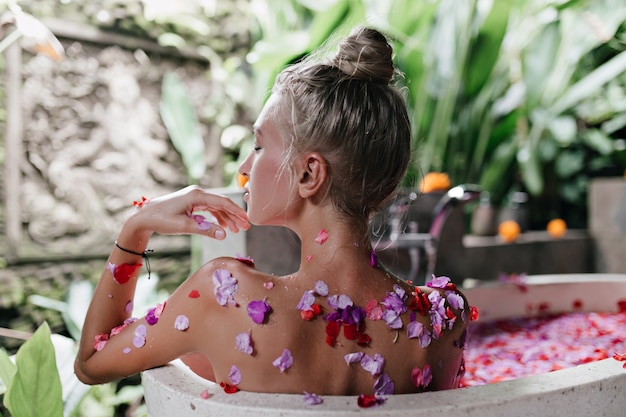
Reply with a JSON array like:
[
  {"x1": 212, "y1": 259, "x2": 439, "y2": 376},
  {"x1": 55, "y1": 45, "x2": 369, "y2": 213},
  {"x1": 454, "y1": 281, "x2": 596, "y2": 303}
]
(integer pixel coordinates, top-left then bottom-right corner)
[{"x1": 273, "y1": 27, "x2": 411, "y2": 241}]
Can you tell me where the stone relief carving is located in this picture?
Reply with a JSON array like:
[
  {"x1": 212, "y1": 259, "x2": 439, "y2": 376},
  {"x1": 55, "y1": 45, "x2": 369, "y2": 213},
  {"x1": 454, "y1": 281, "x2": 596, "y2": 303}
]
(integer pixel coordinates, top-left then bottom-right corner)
[{"x1": 8, "y1": 40, "x2": 220, "y2": 257}]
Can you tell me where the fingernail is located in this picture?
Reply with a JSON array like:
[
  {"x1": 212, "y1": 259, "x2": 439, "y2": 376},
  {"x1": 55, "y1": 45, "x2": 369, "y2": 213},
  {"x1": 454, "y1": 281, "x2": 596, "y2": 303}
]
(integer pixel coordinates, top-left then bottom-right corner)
[{"x1": 215, "y1": 230, "x2": 226, "y2": 239}]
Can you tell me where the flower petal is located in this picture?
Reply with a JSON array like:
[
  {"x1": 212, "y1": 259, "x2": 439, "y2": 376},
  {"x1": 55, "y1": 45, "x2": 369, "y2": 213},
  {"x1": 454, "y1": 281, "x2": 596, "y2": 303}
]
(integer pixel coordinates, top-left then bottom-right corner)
[
  {"x1": 374, "y1": 373, "x2": 394, "y2": 396},
  {"x1": 344, "y1": 352, "x2": 364, "y2": 365},
  {"x1": 236, "y1": 332, "x2": 254, "y2": 355},
  {"x1": 297, "y1": 291, "x2": 316, "y2": 311},
  {"x1": 174, "y1": 315, "x2": 190, "y2": 331},
  {"x1": 360, "y1": 353, "x2": 385, "y2": 376},
  {"x1": 229, "y1": 365, "x2": 242, "y2": 385},
  {"x1": 247, "y1": 299, "x2": 271, "y2": 324},
  {"x1": 315, "y1": 229, "x2": 329, "y2": 244},
  {"x1": 426, "y1": 275, "x2": 451, "y2": 289},
  {"x1": 272, "y1": 349, "x2": 293, "y2": 373},
  {"x1": 213, "y1": 269, "x2": 238, "y2": 306},
  {"x1": 357, "y1": 394, "x2": 384, "y2": 408},
  {"x1": 411, "y1": 364, "x2": 433, "y2": 389},
  {"x1": 314, "y1": 280, "x2": 329, "y2": 297},
  {"x1": 303, "y1": 391, "x2": 323, "y2": 405}
]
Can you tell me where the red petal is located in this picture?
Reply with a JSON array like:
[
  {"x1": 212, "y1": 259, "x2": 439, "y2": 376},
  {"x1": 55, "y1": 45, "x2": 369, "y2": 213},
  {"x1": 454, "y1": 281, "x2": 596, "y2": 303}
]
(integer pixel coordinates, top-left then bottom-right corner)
[
  {"x1": 220, "y1": 382, "x2": 239, "y2": 394},
  {"x1": 311, "y1": 303, "x2": 322, "y2": 315},
  {"x1": 325, "y1": 321, "x2": 340, "y2": 338},
  {"x1": 617, "y1": 299, "x2": 626, "y2": 313},
  {"x1": 357, "y1": 394, "x2": 381, "y2": 408},
  {"x1": 114, "y1": 263, "x2": 142, "y2": 285},
  {"x1": 470, "y1": 306, "x2": 479, "y2": 321},
  {"x1": 188, "y1": 290, "x2": 201, "y2": 298},
  {"x1": 301, "y1": 310, "x2": 315, "y2": 321},
  {"x1": 343, "y1": 324, "x2": 357, "y2": 340},
  {"x1": 357, "y1": 333, "x2": 371, "y2": 347}
]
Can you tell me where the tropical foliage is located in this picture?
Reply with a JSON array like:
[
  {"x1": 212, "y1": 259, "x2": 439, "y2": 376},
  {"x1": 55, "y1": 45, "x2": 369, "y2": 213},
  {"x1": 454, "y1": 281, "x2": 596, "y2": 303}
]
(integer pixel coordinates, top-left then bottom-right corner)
[{"x1": 246, "y1": 0, "x2": 626, "y2": 228}]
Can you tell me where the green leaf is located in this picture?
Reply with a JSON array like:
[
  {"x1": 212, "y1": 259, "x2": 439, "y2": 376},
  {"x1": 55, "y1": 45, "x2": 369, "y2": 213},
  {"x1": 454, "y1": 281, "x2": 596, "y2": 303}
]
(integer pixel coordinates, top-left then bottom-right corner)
[
  {"x1": 160, "y1": 72, "x2": 205, "y2": 182},
  {"x1": 547, "y1": 116, "x2": 577, "y2": 146},
  {"x1": 464, "y1": 0, "x2": 510, "y2": 96},
  {"x1": 518, "y1": 143, "x2": 543, "y2": 195},
  {"x1": 0, "y1": 348, "x2": 16, "y2": 394},
  {"x1": 523, "y1": 22, "x2": 560, "y2": 109},
  {"x1": 551, "y1": 50, "x2": 626, "y2": 115},
  {"x1": 583, "y1": 129, "x2": 614, "y2": 155},
  {"x1": 555, "y1": 149, "x2": 584, "y2": 178},
  {"x1": 5, "y1": 322, "x2": 63, "y2": 417}
]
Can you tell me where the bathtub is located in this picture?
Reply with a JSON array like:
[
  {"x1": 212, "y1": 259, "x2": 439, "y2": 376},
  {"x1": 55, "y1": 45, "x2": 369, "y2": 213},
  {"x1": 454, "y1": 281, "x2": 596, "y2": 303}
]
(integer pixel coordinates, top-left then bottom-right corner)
[{"x1": 142, "y1": 274, "x2": 626, "y2": 416}]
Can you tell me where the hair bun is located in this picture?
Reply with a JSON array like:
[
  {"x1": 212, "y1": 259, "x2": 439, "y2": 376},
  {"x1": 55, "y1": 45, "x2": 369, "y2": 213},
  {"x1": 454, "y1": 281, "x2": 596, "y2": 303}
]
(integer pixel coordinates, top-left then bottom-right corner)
[{"x1": 332, "y1": 27, "x2": 394, "y2": 84}]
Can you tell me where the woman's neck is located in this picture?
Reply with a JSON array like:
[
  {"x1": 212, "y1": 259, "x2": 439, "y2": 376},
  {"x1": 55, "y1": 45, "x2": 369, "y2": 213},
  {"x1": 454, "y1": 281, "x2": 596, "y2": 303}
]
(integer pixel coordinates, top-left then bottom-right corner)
[{"x1": 289, "y1": 204, "x2": 374, "y2": 283}]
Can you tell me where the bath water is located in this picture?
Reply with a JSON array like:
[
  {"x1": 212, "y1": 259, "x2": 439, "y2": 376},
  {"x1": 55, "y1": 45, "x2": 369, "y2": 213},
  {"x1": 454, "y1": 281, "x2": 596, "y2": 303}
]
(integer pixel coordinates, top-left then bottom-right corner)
[{"x1": 460, "y1": 310, "x2": 626, "y2": 386}]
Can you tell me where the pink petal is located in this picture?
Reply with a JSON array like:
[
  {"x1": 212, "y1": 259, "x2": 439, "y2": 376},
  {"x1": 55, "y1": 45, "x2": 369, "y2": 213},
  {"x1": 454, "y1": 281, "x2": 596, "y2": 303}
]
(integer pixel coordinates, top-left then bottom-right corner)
[{"x1": 315, "y1": 229, "x2": 329, "y2": 244}]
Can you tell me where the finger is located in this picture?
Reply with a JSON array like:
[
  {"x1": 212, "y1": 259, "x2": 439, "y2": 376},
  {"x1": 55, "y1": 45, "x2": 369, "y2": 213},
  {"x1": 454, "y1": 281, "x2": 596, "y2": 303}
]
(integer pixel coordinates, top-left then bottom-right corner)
[{"x1": 190, "y1": 214, "x2": 227, "y2": 239}]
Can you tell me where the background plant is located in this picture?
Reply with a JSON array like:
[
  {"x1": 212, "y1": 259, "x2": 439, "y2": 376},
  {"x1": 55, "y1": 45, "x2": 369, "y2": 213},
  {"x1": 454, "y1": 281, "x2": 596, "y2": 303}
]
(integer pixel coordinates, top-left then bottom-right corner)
[{"x1": 246, "y1": 0, "x2": 626, "y2": 229}]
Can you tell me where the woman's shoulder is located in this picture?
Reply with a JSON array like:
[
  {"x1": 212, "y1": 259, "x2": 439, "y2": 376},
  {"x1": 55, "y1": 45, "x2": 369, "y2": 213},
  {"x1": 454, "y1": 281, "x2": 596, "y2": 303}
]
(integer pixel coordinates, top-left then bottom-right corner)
[{"x1": 196, "y1": 255, "x2": 278, "y2": 290}]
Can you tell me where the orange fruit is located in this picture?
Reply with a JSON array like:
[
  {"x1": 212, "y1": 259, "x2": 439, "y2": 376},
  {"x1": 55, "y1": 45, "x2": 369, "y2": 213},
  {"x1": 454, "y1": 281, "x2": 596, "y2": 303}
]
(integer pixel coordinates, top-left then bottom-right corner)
[
  {"x1": 237, "y1": 173, "x2": 248, "y2": 188},
  {"x1": 498, "y1": 220, "x2": 521, "y2": 243},
  {"x1": 420, "y1": 172, "x2": 451, "y2": 193},
  {"x1": 547, "y1": 218, "x2": 567, "y2": 238}
]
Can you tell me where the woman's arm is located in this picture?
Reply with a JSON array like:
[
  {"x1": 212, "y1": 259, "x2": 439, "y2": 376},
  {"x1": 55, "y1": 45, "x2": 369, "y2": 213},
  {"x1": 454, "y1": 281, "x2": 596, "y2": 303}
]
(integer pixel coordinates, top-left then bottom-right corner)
[{"x1": 74, "y1": 186, "x2": 249, "y2": 384}]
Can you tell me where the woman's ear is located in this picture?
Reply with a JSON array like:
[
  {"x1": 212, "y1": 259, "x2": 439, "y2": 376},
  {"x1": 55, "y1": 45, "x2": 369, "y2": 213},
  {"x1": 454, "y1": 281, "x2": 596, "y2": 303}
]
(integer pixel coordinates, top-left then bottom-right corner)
[{"x1": 298, "y1": 152, "x2": 327, "y2": 199}]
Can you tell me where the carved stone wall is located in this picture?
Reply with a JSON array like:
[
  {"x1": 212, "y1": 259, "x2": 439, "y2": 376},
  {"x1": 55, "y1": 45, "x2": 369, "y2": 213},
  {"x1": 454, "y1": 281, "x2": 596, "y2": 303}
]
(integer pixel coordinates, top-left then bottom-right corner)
[{"x1": 1, "y1": 36, "x2": 224, "y2": 260}]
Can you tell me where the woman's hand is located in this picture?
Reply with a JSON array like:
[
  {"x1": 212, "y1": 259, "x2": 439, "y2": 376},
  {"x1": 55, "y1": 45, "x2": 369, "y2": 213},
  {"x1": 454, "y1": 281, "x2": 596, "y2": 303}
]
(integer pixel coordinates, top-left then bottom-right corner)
[{"x1": 124, "y1": 186, "x2": 250, "y2": 241}]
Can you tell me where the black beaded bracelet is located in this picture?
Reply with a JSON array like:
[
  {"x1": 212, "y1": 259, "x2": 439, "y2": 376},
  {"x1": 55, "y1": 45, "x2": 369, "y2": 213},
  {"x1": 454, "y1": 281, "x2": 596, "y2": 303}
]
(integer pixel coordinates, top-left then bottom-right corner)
[{"x1": 114, "y1": 241, "x2": 154, "y2": 279}]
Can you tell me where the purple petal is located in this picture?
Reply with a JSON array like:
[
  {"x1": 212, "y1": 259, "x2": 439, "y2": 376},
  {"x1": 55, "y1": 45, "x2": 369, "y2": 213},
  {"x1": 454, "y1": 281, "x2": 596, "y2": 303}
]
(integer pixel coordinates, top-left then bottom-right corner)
[
  {"x1": 360, "y1": 353, "x2": 385, "y2": 376},
  {"x1": 174, "y1": 315, "x2": 190, "y2": 331},
  {"x1": 337, "y1": 294, "x2": 353, "y2": 309},
  {"x1": 235, "y1": 332, "x2": 254, "y2": 355},
  {"x1": 382, "y1": 309, "x2": 403, "y2": 329},
  {"x1": 132, "y1": 336, "x2": 145, "y2": 348},
  {"x1": 407, "y1": 320, "x2": 424, "y2": 339},
  {"x1": 327, "y1": 295, "x2": 339, "y2": 309},
  {"x1": 392, "y1": 284, "x2": 406, "y2": 300},
  {"x1": 213, "y1": 269, "x2": 238, "y2": 306},
  {"x1": 135, "y1": 324, "x2": 147, "y2": 337},
  {"x1": 229, "y1": 365, "x2": 242, "y2": 385},
  {"x1": 374, "y1": 373, "x2": 394, "y2": 396},
  {"x1": 426, "y1": 275, "x2": 451, "y2": 288},
  {"x1": 446, "y1": 291, "x2": 465, "y2": 310},
  {"x1": 314, "y1": 280, "x2": 329, "y2": 297},
  {"x1": 247, "y1": 300, "x2": 271, "y2": 324},
  {"x1": 272, "y1": 349, "x2": 293, "y2": 373},
  {"x1": 125, "y1": 300, "x2": 134, "y2": 314},
  {"x1": 303, "y1": 391, "x2": 323, "y2": 405},
  {"x1": 192, "y1": 214, "x2": 214, "y2": 231},
  {"x1": 344, "y1": 352, "x2": 364, "y2": 365},
  {"x1": 296, "y1": 291, "x2": 315, "y2": 311},
  {"x1": 418, "y1": 328, "x2": 432, "y2": 348}
]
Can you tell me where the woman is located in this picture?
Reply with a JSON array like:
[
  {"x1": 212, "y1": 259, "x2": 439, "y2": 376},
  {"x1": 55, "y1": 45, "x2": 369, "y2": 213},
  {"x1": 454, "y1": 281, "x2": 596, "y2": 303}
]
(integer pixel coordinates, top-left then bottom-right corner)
[{"x1": 75, "y1": 27, "x2": 469, "y2": 398}]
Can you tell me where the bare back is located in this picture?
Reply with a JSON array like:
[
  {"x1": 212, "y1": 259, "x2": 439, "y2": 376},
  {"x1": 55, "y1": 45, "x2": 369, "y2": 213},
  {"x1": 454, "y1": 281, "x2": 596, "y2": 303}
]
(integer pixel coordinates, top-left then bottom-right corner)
[{"x1": 193, "y1": 257, "x2": 469, "y2": 395}]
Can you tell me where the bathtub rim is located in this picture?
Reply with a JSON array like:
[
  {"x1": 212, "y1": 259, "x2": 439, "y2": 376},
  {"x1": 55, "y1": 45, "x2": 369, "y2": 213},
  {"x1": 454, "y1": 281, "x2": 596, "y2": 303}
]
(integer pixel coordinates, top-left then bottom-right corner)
[{"x1": 142, "y1": 273, "x2": 626, "y2": 416}]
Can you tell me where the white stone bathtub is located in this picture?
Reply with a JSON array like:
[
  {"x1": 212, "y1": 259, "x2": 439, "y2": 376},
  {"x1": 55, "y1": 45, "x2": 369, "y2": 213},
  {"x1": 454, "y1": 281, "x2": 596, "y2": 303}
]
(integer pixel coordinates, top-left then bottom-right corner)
[{"x1": 142, "y1": 274, "x2": 626, "y2": 416}]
